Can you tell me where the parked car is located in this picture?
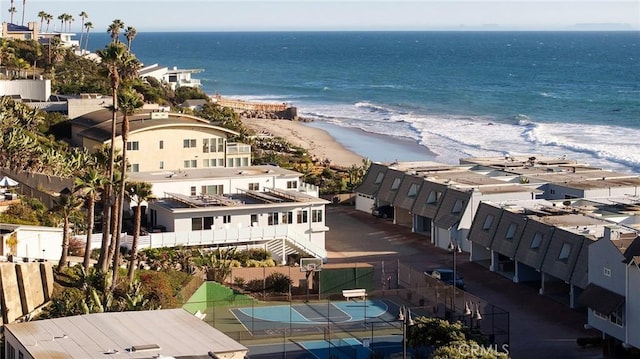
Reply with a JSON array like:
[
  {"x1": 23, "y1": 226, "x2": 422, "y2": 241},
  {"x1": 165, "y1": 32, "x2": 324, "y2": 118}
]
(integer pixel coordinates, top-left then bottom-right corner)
[
  {"x1": 426, "y1": 268, "x2": 465, "y2": 290},
  {"x1": 372, "y1": 205, "x2": 394, "y2": 219}
]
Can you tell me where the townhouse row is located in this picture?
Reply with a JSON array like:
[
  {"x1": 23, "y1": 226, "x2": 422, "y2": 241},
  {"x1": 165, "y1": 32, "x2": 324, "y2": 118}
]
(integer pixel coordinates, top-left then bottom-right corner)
[{"x1": 355, "y1": 155, "x2": 640, "y2": 352}]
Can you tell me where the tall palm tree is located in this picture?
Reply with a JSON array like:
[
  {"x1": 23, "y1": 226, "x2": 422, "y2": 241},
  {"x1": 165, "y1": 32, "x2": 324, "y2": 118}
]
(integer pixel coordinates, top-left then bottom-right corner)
[
  {"x1": 53, "y1": 191, "x2": 83, "y2": 268},
  {"x1": 57, "y1": 13, "x2": 65, "y2": 32},
  {"x1": 125, "y1": 181, "x2": 153, "y2": 284},
  {"x1": 95, "y1": 42, "x2": 140, "y2": 273},
  {"x1": 65, "y1": 14, "x2": 74, "y2": 32},
  {"x1": 83, "y1": 21, "x2": 93, "y2": 53},
  {"x1": 78, "y1": 11, "x2": 88, "y2": 50},
  {"x1": 124, "y1": 26, "x2": 137, "y2": 52},
  {"x1": 107, "y1": 19, "x2": 125, "y2": 43},
  {"x1": 112, "y1": 87, "x2": 144, "y2": 288},
  {"x1": 74, "y1": 168, "x2": 106, "y2": 271},
  {"x1": 20, "y1": 0, "x2": 26, "y2": 26},
  {"x1": 45, "y1": 13, "x2": 53, "y2": 32},
  {"x1": 8, "y1": 7, "x2": 17, "y2": 24},
  {"x1": 38, "y1": 10, "x2": 47, "y2": 30}
]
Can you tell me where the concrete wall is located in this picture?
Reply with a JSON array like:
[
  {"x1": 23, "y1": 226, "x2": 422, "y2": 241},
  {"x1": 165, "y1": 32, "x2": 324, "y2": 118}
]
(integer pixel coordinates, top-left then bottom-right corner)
[
  {"x1": 0, "y1": 261, "x2": 53, "y2": 324},
  {"x1": 67, "y1": 96, "x2": 110, "y2": 120},
  {"x1": 0, "y1": 79, "x2": 51, "y2": 101}
]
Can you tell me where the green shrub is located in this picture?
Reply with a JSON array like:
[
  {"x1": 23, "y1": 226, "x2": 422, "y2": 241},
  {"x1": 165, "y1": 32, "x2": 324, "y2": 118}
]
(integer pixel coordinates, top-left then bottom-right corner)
[{"x1": 265, "y1": 272, "x2": 292, "y2": 293}]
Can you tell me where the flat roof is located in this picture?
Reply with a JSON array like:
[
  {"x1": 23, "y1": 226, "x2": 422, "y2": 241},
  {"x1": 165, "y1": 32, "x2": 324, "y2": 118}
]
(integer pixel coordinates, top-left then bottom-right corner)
[
  {"x1": 128, "y1": 165, "x2": 301, "y2": 183},
  {"x1": 5, "y1": 309, "x2": 248, "y2": 358}
]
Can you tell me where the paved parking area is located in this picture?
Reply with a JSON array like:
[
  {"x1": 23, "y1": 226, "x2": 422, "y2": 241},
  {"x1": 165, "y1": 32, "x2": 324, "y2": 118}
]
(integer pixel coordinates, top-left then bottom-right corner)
[{"x1": 325, "y1": 205, "x2": 603, "y2": 359}]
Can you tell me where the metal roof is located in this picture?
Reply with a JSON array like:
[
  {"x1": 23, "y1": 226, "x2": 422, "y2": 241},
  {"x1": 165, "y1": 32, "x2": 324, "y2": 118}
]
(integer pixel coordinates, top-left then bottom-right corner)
[{"x1": 4, "y1": 309, "x2": 248, "y2": 358}]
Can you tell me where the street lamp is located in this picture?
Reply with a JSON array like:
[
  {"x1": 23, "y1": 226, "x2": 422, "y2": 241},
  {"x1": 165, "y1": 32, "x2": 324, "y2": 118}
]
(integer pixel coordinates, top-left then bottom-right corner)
[
  {"x1": 448, "y1": 240, "x2": 462, "y2": 315},
  {"x1": 397, "y1": 305, "x2": 414, "y2": 359}
]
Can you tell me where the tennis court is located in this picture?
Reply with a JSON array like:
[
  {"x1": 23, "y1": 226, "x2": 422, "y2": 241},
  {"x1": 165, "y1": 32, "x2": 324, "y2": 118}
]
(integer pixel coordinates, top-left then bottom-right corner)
[{"x1": 231, "y1": 298, "x2": 401, "y2": 336}]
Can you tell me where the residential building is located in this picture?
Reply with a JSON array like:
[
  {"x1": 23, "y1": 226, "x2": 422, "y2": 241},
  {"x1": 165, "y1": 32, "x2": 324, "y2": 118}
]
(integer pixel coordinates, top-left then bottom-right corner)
[
  {"x1": 4, "y1": 308, "x2": 248, "y2": 358},
  {"x1": 69, "y1": 109, "x2": 251, "y2": 172},
  {"x1": 126, "y1": 165, "x2": 328, "y2": 263},
  {"x1": 139, "y1": 63, "x2": 203, "y2": 90},
  {"x1": 1, "y1": 22, "x2": 38, "y2": 41}
]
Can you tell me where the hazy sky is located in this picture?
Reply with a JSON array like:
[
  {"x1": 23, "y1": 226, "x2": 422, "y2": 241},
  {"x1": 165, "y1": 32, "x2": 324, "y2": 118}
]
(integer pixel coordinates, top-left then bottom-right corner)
[{"x1": 9, "y1": 1, "x2": 640, "y2": 32}]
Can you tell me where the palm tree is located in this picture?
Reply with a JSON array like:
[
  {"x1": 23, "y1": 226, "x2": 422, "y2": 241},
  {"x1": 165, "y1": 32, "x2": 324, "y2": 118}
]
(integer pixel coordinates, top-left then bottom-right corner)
[
  {"x1": 57, "y1": 13, "x2": 64, "y2": 32},
  {"x1": 45, "y1": 13, "x2": 53, "y2": 32},
  {"x1": 20, "y1": 0, "x2": 26, "y2": 26},
  {"x1": 95, "y1": 42, "x2": 140, "y2": 273},
  {"x1": 74, "y1": 168, "x2": 106, "y2": 271},
  {"x1": 53, "y1": 191, "x2": 83, "y2": 268},
  {"x1": 107, "y1": 19, "x2": 125, "y2": 43},
  {"x1": 125, "y1": 181, "x2": 153, "y2": 284},
  {"x1": 38, "y1": 10, "x2": 47, "y2": 30},
  {"x1": 78, "y1": 11, "x2": 88, "y2": 52},
  {"x1": 112, "y1": 87, "x2": 144, "y2": 287},
  {"x1": 8, "y1": 7, "x2": 17, "y2": 24},
  {"x1": 65, "y1": 14, "x2": 74, "y2": 32},
  {"x1": 83, "y1": 21, "x2": 93, "y2": 53},
  {"x1": 124, "y1": 26, "x2": 137, "y2": 52}
]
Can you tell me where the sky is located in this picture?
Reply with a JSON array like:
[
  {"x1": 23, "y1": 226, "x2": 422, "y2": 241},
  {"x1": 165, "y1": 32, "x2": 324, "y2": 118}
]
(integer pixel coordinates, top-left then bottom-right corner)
[{"x1": 5, "y1": 1, "x2": 640, "y2": 32}]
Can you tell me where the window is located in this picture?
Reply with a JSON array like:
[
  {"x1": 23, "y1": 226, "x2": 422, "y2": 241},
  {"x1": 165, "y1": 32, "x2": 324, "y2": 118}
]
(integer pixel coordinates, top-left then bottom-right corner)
[
  {"x1": 426, "y1": 190, "x2": 441, "y2": 205},
  {"x1": 268, "y1": 212, "x2": 279, "y2": 225},
  {"x1": 126, "y1": 141, "x2": 139, "y2": 151},
  {"x1": 282, "y1": 211, "x2": 293, "y2": 224},
  {"x1": 203, "y1": 138, "x2": 218, "y2": 153},
  {"x1": 287, "y1": 180, "x2": 298, "y2": 189},
  {"x1": 159, "y1": 140, "x2": 164, "y2": 149},
  {"x1": 218, "y1": 138, "x2": 224, "y2": 152},
  {"x1": 7, "y1": 343, "x2": 14, "y2": 359},
  {"x1": 242, "y1": 157, "x2": 249, "y2": 166},
  {"x1": 184, "y1": 159, "x2": 197, "y2": 168},
  {"x1": 190, "y1": 186, "x2": 197, "y2": 196},
  {"x1": 297, "y1": 210, "x2": 308, "y2": 223},
  {"x1": 610, "y1": 305, "x2": 624, "y2": 327},
  {"x1": 218, "y1": 158, "x2": 224, "y2": 167},
  {"x1": 192, "y1": 217, "x2": 203, "y2": 231},
  {"x1": 452, "y1": 199, "x2": 464, "y2": 214},
  {"x1": 159, "y1": 161, "x2": 164, "y2": 169},
  {"x1": 249, "y1": 183, "x2": 259, "y2": 191},
  {"x1": 312, "y1": 209, "x2": 323, "y2": 223},
  {"x1": 130, "y1": 164, "x2": 139, "y2": 172},
  {"x1": 407, "y1": 183, "x2": 418, "y2": 197},
  {"x1": 594, "y1": 311, "x2": 608, "y2": 320},
  {"x1": 223, "y1": 215, "x2": 231, "y2": 224},
  {"x1": 202, "y1": 185, "x2": 223, "y2": 195},
  {"x1": 391, "y1": 178, "x2": 401, "y2": 190},
  {"x1": 505, "y1": 223, "x2": 518, "y2": 240},
  {"x1": 604, "y1": 267, "x2": 612, "y2": 277},
  {"x1": 204, "y1": 216, "x2": 213, "y2": 230},
  {"x1": 530, "y1": 232, "x2": 544, "y2": 249},
  {"x1": 558, "y1": 242, "x2": 572, "y2": 260},
  {"x1": 251, "y1": 214, "x2": 258, "y2": 226},
  {"x1": 183, "y1": 139, "x2": 197, "y2": 148},
  {"x1": 374, "y1": 172, "x2": 384, "y2": 184},
  {"x1": 482, "y1": 215, "x2": 494, "y2": 230},
  {"x1": 18, "y1": 352, "x2": 23, "y2": 359}
]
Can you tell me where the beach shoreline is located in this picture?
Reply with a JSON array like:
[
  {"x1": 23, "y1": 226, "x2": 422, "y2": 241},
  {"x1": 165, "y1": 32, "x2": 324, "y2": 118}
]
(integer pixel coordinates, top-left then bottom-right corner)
[
  {"x1": 242, "y1": 117, "x2": 437, "y2": 168},
  {"x1": 242, "y1": 117, "x2": 365, "y2": 168}
]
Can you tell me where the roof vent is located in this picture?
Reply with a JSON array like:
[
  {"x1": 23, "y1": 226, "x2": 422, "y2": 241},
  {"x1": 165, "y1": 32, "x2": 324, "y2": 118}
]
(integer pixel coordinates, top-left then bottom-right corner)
[{"x1": 130, "y1": 344, "x2": 160, "y2": 352}]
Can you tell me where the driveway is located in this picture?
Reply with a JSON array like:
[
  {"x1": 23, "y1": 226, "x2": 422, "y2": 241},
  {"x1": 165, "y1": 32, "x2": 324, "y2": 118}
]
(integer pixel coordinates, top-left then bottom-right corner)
[{"x1": 324, "y1": 205, "x2": 602, "y2": 359}]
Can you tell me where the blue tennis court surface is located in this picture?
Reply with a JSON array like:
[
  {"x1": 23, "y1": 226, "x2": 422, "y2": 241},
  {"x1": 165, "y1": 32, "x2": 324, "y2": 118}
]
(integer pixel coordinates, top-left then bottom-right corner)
[
  {"x1": 231, "y1": 298, "x2": 400, "y2": 335},
  {"x1": 298, "y1": 338, "x2": 372, "y2": 359}
]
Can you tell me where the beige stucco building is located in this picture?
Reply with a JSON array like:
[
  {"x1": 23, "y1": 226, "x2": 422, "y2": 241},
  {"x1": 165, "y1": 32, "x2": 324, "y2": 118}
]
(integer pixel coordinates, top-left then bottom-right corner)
[{"x1": 70, "y1": 109, "x2": 251, "y2": 172}]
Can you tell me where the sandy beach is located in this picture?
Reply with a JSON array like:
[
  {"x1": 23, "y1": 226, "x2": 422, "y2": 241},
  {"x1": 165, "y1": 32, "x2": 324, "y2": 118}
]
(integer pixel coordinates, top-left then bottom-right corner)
[{"x1": 242, "y1": 118, "x2": 366, "y2": 168}]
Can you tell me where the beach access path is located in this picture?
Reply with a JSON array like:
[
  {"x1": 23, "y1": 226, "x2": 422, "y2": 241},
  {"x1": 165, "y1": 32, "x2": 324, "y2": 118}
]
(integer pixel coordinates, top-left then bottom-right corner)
[{"x1": 242, "y1": 118, "x2": 366, "y2": 168}]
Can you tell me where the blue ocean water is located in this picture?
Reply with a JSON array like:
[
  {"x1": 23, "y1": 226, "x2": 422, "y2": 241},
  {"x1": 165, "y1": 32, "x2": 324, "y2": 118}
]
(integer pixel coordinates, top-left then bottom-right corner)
[{"x1": 89, "y1": 32, "x2": 640, "y2": 172}]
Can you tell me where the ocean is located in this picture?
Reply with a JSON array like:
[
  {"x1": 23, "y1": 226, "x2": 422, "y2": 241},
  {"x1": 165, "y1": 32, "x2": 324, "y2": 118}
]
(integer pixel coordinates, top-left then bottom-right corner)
[{"x1": 89, "y1": 31, "x2": 640, "y2": 172}]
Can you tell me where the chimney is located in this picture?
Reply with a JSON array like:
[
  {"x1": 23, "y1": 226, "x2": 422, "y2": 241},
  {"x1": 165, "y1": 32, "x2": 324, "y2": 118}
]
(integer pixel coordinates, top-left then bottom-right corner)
[{"x1": 604, "y1": 225, "x2": 620, "y2": 241}]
